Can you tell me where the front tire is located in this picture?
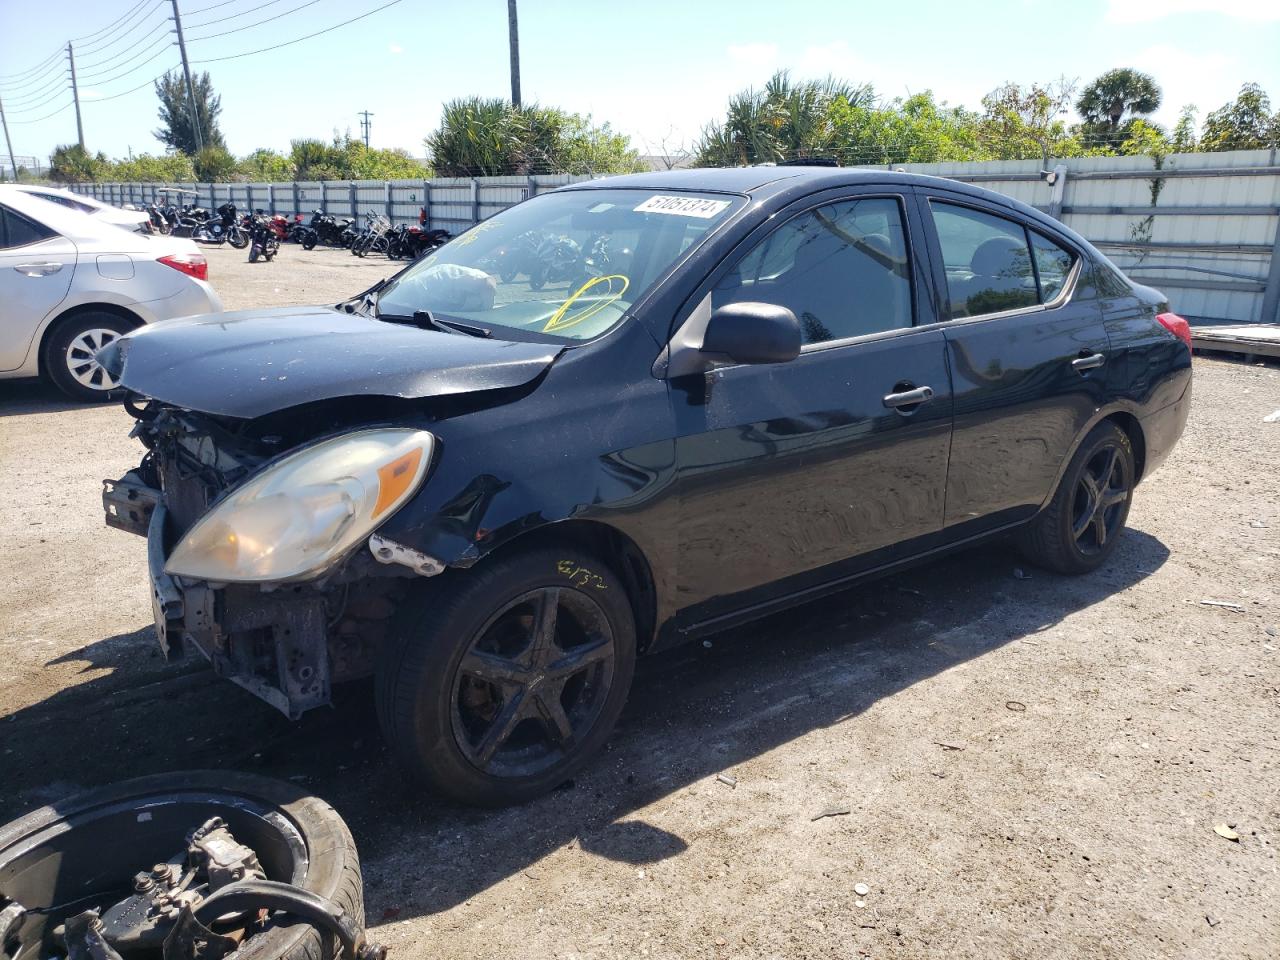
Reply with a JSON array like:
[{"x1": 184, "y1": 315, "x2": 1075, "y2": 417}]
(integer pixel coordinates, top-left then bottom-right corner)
[
  {"x1": 43, "y1": 311, "x2": 135, "y2": 402},
  {"x1": 1019, "y1": 421, "x2": 1136, "y2": 575},
  {"x1": 376, "y1": 546, "x2": 637, "y2": 807}
]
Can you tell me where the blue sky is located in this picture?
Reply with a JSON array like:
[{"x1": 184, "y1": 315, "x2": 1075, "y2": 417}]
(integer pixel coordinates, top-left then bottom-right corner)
[{"x1": 2, "y1": 0, "x2": 1278, "y2": 165}]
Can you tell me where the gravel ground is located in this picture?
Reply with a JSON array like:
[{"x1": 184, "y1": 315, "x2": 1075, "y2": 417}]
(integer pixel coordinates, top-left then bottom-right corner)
[{"x1": 1, "y1": 243, "x2": 1277, "y2": 960}]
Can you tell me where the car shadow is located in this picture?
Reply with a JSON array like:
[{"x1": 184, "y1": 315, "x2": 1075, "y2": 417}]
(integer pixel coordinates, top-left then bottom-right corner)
[
  {"x1": 0, "y1": 378, "x2": 103, "y2": 417},
  {"x1": 0, "y1": 531, "x2": 1169, "y2": 926}
]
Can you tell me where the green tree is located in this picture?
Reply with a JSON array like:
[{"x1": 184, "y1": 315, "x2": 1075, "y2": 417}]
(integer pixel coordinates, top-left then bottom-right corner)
[
  {"x1": 48, "y1": 144, "x2": 108, "y2": 182},
  {"x1": 826, "y1": 91, "x2": 984, "y2": 164},
  {"x1": 239, "y1": 148, "x2": 294, "y2": 181},
  {"x1": 695, "y1": 71, "x2": 875, "y2": 166},
  {"x1": 192, "y1": 145, "x2": 237, "y2": 181},
  {"x1": 426, "y1": 99, "x2": 640, "y2": 176},
  {"x1": 1076, "y1": 68, "x2": 1162, "y2": 148},
  {"x1": 154, "y1": 70, "x2": 224, "y2": 155},
  {"x1": 107, "y1": 152, "x2": 197, "y2": 181},
  {"x1": 978, "y1": 80, "x2": 1085, "y2": 164},
  {"x1": 1200, "y1": 83, "x2": 1280, "y2": 151},
  {"x1": 1170, "y1": 105, "x2": 1198, "y2": 152}
]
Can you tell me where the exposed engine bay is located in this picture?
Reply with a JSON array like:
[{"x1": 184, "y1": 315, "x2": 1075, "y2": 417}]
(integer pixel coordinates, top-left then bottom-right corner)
[{"x1": 103, "y1": 398, "x2": 424, "y2": 719}]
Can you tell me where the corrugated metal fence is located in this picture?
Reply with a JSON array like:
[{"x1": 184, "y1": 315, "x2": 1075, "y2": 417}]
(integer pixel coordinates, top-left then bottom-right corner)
[{"x1": 70, "y1": 149, "x2": 1280, "y2": 324}]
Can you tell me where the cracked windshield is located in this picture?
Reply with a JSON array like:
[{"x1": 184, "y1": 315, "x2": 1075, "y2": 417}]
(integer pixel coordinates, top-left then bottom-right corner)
[{"x1": 373, "y1": 189, "x2": 742, "y2": 339}]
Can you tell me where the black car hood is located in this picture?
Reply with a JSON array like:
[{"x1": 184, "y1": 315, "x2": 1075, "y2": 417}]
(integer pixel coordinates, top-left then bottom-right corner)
[{"x1": 103, "y1": 307, "x2": 563, "y2": 418}]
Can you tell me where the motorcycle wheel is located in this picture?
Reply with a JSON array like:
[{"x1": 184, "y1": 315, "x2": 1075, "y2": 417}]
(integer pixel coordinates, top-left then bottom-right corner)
[
  {"x1": 302, "y1": 230, "x2": 318, "y2": 251},
  {"x1": 249, "y1": 244, "x2": 261, "y2": 263},
  {"x1": 229, "y1": 227, "x2": 249, "y2": 249},
  {"x1": 529, "y1": 264, "x2": 547, "y2": 291}
]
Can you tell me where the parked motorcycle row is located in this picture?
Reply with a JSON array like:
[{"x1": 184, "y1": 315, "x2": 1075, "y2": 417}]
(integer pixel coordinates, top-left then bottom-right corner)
[
  {"x1": 142, "y1": 199, "x2": 451, "y2": 265},
  {"x1": 480, "y1": 230, "x2": 632, "y2": 294}
]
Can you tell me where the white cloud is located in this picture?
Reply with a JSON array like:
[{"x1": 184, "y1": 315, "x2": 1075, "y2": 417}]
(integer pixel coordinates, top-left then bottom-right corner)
[
  {"x1": 388, "y1": 42, "x2": 403, "y2": 54},
  {"x1": 1106, "y1": 0, "x2": 1280, "y2": 22},
  {"x1": 1129, "y1": 44, "x2": 1238, "y2": 123},
  {"x1": 725, "y1": 42, "x2": 778, "y2": 69}
]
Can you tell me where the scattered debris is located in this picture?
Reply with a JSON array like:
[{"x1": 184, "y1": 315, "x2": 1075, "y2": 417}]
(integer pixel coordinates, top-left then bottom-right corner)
[
  {"x1": 934, "y1": 741, "x2": 966, "y2": 751},
  {"x1": 1012, "y1": 568, "x2": 1031, "y2": 580},
  {"x1": 855, "y1": 899, "x2": 866, "y2": 908},
  {"x1": 1206, "y1": 915, "x2": 1220, "y2": 928},
  {"x1": 1248, "y1": 520, "x2": 1267, "y2": 528},
  {"x1": 1200, "y1": 600, "x2": 1246, "y2": 612},
  {"x1": 714, "y1": 937, "x2": 727, "y2": 947},
  {"x1": 1213, "y1": 824, "x2": 1240, "y2": 842},
  {"x1": 1264, "y1": 409, "x2": 1280, "y2": 423},
  {"x1": 1265, "y1": 626, "x2": 1278, "y2": 638},
  {"x1": 716, "y1": 773, "x2": 738, "y2": 789},
  {"x1": 1006, "y1": 701, "x2": 1027, "y2": 712},
  {"x1": 811, "y1": 805, "x2": 852, "y2": 822},
  {"x1": 854, "y1": 882, "x2": 870, "y2": 896}
]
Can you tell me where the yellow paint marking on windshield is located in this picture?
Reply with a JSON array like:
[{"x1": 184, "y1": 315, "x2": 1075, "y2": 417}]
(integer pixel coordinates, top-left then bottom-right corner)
[{"x1": 543, "y1": 274, "x2": 630, "y2": 334}]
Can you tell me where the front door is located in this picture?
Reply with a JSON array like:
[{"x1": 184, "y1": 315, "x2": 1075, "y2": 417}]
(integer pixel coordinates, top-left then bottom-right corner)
[
  {"x1": 0, "y1": 203, "x2": 75, "y2": 371},
  {"x1": 918, "y1": 193, "x2": 1110, "y2": 535},
  {"x1": 669, "y1": 191, "x2": 953, "y2": 625}
]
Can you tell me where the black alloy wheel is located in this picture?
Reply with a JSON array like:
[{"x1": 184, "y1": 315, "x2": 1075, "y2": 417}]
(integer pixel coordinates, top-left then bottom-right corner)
[
  {"x1": 1019, "y1": 420, "x2": 1136, "y2": 574},
  {"x1": 452, "y1": 586, "x2": 616, "y2": 779},
  {"x1": 1070, "y1": 441, "x2": 1131, "y2": 556},
  {"x1": 376, "y1": 546, "x2": 636, "y2": 806}
]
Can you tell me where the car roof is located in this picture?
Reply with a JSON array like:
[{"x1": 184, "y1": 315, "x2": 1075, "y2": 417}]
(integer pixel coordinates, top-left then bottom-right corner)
[
  {"x1": 562, "y1": 165, "x2": 1090, "y2": 251},
  {"x1": 1, "y1": 186, "x2": 147, "y2": 243}
]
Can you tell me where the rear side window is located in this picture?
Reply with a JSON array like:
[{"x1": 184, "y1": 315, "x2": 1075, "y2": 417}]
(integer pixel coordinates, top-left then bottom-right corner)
[
  {"x1": 713, "y1": 196, "x2": 913, "y2": 346},
  {"x1": 1030, "y1": 231, "x2": 1075, "y2": 300},
  {"x1": 931, "y1": 202, "x2": 1037, "y2": 319},
  {"x1": 0, "y1": 205, "x2": 56, "y2": 249}
]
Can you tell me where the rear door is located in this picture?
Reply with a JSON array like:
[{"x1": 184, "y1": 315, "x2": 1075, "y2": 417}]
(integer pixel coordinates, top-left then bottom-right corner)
[
  {"x1": 0, "y1": 203, "x2": 76, "y2": 371},
  {"x1": 670, "y1": 188, "x2": 954, "y2": 625},
  {"x1": 917, "y1": 191, "x2": 1109, "y2": 535}
]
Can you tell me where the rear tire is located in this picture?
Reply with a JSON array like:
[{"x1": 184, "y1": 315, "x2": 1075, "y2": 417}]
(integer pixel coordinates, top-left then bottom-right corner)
[
  {"x1": 43, "y1": 311, "x2": 136, "y2": 402},
  {"x1": 1018, "y1": 421, "x2": 1136, "y2": 575},
  {"x1": 376, "y1": 546, "x2": 637, "y2": 807}
]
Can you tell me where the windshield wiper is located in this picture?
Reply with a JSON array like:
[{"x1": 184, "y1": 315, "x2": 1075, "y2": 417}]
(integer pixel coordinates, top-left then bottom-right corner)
[{"x1": 373, "y1": 308, "x2": 493, "y2": 338}]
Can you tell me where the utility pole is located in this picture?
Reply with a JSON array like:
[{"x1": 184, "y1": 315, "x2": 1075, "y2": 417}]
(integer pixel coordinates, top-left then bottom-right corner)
[
  {"x1": 507, "y1": 0, "x2": 521, "y2": 107},
  {"x1": 358, "y1": 110, "x2": 373, "y2": 148},
  {"x1": 0, "y1": 96, "x2": 18, "y2": 182},
  {"x1": 169, "y1": 0, "x2": 204, "y2": 153},
  {"x1": 66, "y1": 43, "x2": 85, "y2": 150}
]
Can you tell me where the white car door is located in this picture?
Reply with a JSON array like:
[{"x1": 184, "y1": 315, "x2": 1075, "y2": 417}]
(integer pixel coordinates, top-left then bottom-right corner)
[{"x1": 0, "y1": 202, "x2": 77, "y2": 371}]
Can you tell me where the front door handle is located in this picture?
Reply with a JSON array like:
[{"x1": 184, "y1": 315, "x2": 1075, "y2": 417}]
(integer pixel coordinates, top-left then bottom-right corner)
[
  {"x1": 14, "y1": 262, "x2": 64, "y2": 277},
  {"x1": 883, "y1": 384, "x2": 935, "y2": 410},
  {"x1": 1072, "y1": 352, "x2": 1106, "y2": 373}
]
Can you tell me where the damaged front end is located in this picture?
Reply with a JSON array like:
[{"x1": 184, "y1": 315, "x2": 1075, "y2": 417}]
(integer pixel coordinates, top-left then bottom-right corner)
[{"x1": 104, "y1": 401, "x2": 441, "y2": 719}]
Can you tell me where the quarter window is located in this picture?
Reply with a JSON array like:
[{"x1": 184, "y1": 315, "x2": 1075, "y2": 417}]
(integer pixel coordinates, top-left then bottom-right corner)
[
  {"x1": 931, "y1": 202, "x2": 1079, "y2": 318},
  {"x1": 713, "y1": 197, "x2": 913, "y2": 346},
  {"x1": 0, "y1": 205, "x2": 56, "y2": 250}
]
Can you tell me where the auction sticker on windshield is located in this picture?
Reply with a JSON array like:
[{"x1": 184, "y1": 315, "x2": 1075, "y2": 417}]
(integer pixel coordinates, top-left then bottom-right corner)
[{"x1": 634, "y1": 195, "x2": 732, "y2": 218}]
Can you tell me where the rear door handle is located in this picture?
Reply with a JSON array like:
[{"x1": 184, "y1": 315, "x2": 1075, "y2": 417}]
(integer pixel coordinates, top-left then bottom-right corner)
[
  {"x1": 883, "y1": 385, "x2": 935, "y2": 410},
  {"x1": 1072, "y1": 352, "x2": 1106, "y2": 373},
  {"x1": 14, "y1": 262, "x2": 64, "y2": 277}
]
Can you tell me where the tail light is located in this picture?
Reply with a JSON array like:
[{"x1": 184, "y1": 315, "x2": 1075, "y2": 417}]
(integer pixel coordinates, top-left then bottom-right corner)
[
  {"x1": 1156, "y1": 312, "x2": 1192, "y2": 351},
  {"x1": 158, "y1": 252, "x2": 208, "y2": 282}
]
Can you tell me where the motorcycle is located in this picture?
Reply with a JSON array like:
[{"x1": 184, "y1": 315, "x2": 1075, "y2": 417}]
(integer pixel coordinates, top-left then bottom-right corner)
[
  {"x1": 302, "y1": 210, "x2": 354, "y2": 249},
  {"x1": 350, "y1": 212, "x2": 391, "y2": 258},
  {"x1": 191, "y1": 202, "x2": 249, "y2": 249},
  {"x1": 386, "y1": 224, "x2": 452, "y2": 260},
  {"x1": 482, "y1": 229, "x2": 542, "y2": 281},
  {"x1": 145, "y1": 203, "x2": 170, "y2": 234},
  {"x1": 247, "y1": 213, "x2": 280, "y2": 263},
  {"x1": 527, "y1": 234, "x2": 582, "y2": 290}
]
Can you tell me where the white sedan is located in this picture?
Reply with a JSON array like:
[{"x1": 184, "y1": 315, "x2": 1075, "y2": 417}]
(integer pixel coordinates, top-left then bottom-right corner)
[
  {"x1": 1, "y1": 183, "x2": 152, "y2": 234},
  {"x1": 0, "y1": 188, "x2": 222, "y2": 401}
]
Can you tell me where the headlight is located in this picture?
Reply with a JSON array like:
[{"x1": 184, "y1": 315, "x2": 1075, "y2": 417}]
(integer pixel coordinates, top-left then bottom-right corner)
[{"x1": 165, "y1": 428, "x2": 435, "y2": 583}]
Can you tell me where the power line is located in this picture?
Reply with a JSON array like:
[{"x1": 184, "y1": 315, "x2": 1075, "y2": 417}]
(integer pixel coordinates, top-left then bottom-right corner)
[
  {"x1": 0, "y1": 58, "x2": 66, "y2": 94},
  {"x1": 190, "y1": 0, "x2": 405, "y2": 63},
  {"x1": 3, "y1": 85, "x2": 70, "y2": 115},
  {"x1": 187, "y1": 0, "x2": 325, "y2": 41},
  {"x1": 89, "y1": 66, "x2": 181, "y2": 102},
  {"x1": 185, "y1": 0, "x2": 294, "y2": 31},
  {"x1": 7, "y1": 99, "x2": 74, "y2": 126},
  {"x1": 78, "y1": 44, "x2": 174, "y2": 88},
  {"x1": 77, "y1": 21, "x2": 173, "y2": 73},
  {"x1": 0, "y1": 46, "x2": 64, "y2": 83},
  {"x1": 76, "y1": 0, "x2": 166, "y2": 56},
  {"x1": 185, "y1": 0, "x2": 241, "y2": 15},
  {"x1": 72, "y1": 0, "x2": 152, "y2": 42}
]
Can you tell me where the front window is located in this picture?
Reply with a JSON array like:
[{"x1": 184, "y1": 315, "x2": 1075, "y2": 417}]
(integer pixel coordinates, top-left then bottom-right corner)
[{"x1": 374, "y1": 189, "x2": 743, "y2": 341}]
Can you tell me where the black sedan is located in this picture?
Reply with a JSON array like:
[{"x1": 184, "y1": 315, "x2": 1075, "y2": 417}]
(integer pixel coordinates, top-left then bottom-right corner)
[{"x1": 101, "y1": 167, "x2": 1192, "y2": 806}]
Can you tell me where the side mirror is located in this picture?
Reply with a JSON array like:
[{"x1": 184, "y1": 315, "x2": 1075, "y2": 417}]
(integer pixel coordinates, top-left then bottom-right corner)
[{"x1": 701, "y1": 302, "x2": 801, "y2": 365}]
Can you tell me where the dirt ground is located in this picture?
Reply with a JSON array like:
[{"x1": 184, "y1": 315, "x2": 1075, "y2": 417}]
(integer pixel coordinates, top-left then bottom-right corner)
[{"x1": 1, "y1": 243, "x2": 1277, "y2": 960}]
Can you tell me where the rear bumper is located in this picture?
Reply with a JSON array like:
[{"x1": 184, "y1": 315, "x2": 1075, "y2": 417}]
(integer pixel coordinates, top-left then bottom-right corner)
[{"x1": 1138, "y1": 375, "x2": 1192, "y2": 480}]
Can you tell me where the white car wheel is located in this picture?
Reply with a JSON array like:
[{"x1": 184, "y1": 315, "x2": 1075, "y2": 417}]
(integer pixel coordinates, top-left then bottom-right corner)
[{"x1": 65, "y1": 327, "x2": 122, "y2": 391}]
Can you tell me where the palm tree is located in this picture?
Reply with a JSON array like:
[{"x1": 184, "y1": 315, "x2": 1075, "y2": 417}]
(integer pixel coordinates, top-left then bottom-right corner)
[{"x1": 1077, "y1": 69, "x2": 1162, "y2": 131}]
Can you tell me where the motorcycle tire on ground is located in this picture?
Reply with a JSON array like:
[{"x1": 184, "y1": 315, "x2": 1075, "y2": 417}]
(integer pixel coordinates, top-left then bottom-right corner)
[
  {"x1": 229, "y1": 227, "x2": 249, "y2": 249},
  {"x1": 302, "y1": 230, "x2": 318, "y2": 251},
  {"x1": 249, "y1": 243, "x2": 260, "y2": 263},
  {"x1": 529, "y1": 264, "x2": 547, "y2": 290}
]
